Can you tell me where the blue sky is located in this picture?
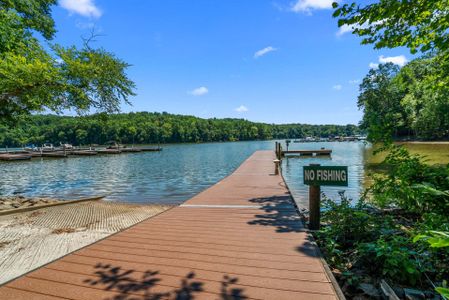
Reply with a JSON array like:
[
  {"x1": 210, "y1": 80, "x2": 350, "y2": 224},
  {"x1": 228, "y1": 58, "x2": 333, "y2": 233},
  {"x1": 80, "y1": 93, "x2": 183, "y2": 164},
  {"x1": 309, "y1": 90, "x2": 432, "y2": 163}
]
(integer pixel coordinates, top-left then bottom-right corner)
[{"x1": 51, "y1": 0, "x2": 411, "y2": 125}]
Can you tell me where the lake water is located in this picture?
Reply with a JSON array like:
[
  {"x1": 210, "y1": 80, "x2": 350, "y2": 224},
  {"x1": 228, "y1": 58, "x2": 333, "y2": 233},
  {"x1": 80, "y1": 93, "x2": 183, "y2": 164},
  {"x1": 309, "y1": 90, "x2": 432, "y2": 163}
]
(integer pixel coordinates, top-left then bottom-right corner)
[{"x1": 0, "y1": 141, "x2": 447, "y2": 206}]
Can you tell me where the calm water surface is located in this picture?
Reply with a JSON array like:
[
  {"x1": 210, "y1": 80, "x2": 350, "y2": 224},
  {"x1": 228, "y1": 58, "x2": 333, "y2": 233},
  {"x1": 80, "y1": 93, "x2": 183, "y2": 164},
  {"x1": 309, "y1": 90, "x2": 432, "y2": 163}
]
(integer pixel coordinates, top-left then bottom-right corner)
[{"x1": 1, "y1": 141, "x2": 447, "y2": 205}]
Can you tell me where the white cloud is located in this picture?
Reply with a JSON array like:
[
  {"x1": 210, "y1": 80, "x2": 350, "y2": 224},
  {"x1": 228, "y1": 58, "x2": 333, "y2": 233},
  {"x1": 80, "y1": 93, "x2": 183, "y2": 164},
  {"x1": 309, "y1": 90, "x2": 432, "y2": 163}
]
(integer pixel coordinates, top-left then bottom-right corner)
[
  {"x1": 291, "y1": 0, "x2": 337, "y2": 13},
  {"x1": 235, "y1": 105, "x2": 248, "y2": 113},
  {"x1": 60, "y1": 0, "x2": 102, "y2": 18},
  {"x1": 349, "y1": 79, "x2": 360, "y2": 84},
  {"x1": 254, "y1": 46, "x2": 277, "y2": 59},
  {"x1": 368, "y1": 55, "x2": 408, "y2": 69},
  {"x1": 336, "y1": 24, "x2": 355, "y2": 36},
  {"x1": 379, "y1": 55, "x2": 408, "y2": 67},
  {"x1": 333, "y1": 84, "x2": 342, "y2": 90},
  {"x1": 188, "y1": 86, "x2": 209, "y2": 96}
]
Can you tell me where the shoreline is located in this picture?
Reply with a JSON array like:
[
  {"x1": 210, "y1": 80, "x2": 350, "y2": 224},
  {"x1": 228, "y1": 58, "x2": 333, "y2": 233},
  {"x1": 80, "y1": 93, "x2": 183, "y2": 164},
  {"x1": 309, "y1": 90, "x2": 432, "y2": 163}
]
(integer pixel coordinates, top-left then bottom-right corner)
[{"x1": 397, "y1": 140, "x2": 449, "y2": 144}]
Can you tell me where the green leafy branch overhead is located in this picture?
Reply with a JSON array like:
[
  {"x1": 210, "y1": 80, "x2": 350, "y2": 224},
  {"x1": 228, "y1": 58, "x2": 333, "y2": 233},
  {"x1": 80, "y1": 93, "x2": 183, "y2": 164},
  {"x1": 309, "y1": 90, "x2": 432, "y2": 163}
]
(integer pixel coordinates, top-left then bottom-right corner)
[
  {"x1": 332, "y1": 0, "x2": 449, "y2": 54},
  {"x1": 0, "y1": 0, "x2": 136, "y2": 123}
]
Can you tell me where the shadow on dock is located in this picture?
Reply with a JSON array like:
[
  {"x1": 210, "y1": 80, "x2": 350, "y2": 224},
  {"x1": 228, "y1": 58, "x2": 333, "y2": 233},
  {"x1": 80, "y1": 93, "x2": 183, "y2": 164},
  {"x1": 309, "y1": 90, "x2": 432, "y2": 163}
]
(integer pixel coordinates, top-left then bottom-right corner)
[
  {"x1": 84, "y1": 263, "x2": 247, "y2": 300},
  {"x1": 247, "y1": 194, "x2": 304, "y2": 233},
  {"x1": 246, "y1": 194, "x2": 319, "y2": 258}
]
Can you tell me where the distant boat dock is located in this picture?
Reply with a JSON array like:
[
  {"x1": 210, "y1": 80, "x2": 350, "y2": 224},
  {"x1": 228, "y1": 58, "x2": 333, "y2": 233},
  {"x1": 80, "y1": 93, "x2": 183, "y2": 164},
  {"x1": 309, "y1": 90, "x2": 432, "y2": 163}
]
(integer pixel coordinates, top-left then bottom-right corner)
[
  {"x1": 0, "y1": 146, "x2": 162, "y2": 162},
  {"x1": 0, "y1": 151, "x2": 341, "y2": 299},
  {"x1": 275, "y1": 141, "x2": 332, "y2": 158},
  {"x1": 282, "y1": 149, "x2": 332, "y2": 156}
]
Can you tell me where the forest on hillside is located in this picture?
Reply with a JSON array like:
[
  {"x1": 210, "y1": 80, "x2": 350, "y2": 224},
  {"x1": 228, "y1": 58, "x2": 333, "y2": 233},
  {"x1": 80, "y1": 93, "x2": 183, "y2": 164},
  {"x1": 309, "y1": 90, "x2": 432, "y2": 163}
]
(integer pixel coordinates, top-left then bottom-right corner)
[
  {"x1": 0, "y1": 113, "x2": 360, "y2": 147},
  {"x1": 357, "y1": 54, "x2": 449, "y2": 141}
]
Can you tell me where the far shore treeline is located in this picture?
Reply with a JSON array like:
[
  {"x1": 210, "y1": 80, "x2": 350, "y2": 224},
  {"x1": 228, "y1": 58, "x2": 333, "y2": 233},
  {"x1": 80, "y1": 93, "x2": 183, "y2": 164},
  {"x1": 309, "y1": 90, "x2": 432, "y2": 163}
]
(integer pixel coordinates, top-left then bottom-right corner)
[{"x1": 0, "y1": 113, "x2": 360, "y2": 147}]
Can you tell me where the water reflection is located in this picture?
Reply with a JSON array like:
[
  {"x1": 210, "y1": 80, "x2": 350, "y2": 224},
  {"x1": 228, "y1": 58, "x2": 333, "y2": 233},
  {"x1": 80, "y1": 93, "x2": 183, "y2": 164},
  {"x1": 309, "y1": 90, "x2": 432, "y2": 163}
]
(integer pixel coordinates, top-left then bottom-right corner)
[
  {"x1": 2, "y1": 141, "x2": 442, "y2": 206},
  {"x1": 0, "y1": 141, "x2": 276, "y2": 204}
]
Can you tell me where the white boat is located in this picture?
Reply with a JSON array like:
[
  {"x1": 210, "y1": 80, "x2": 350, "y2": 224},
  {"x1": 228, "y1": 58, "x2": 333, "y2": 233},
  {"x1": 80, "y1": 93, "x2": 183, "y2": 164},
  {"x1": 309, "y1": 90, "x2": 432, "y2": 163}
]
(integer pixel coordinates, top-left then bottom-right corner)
[
  {"x1": 40, "y1": 143, "x2": 54, "y2": 152},
  {"x1": 59, "y1": 143, "x2": 73, "y2": 150}
]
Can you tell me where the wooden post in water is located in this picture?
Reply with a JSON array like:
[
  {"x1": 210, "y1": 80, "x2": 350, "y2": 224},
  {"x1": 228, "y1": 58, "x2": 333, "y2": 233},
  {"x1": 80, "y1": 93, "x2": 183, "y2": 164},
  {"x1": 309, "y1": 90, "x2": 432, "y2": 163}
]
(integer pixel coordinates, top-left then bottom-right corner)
[{"x1": 309, "y1": 163, "x2": 321, "y2": 230}]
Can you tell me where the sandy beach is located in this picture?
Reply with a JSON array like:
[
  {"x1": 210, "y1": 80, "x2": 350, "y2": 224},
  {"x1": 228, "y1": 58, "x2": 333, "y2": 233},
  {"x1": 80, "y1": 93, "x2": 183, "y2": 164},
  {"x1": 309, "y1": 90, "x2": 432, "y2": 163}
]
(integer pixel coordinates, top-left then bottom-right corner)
[{"x1": 0, "y1": 199, "x2": 172, "y2": 285}]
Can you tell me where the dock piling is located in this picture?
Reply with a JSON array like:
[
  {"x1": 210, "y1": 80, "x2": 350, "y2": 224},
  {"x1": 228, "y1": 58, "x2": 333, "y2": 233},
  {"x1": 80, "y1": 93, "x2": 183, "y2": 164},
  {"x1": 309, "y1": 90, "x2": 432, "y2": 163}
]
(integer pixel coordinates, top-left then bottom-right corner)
[
  {"x1": 273, "y1": 159, "x2": 280, "y2": 175},
  {"x1": 308, "y1": 163, "x2": 321, "y2": 230}
]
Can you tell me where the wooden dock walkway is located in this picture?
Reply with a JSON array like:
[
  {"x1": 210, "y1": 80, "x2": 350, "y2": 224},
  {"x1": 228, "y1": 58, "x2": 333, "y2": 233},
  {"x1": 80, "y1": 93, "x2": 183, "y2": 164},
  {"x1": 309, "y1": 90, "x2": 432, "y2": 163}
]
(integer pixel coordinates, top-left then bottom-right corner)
[{"x1": 0, "y1": 151, "x2": 340, "y2": 300}]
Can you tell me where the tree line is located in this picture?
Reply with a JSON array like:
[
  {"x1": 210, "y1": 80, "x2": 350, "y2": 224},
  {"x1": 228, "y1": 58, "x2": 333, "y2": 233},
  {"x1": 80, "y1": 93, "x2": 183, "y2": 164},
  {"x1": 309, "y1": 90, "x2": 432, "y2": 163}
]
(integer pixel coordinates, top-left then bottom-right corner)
[{"x1": 0, "y1": 113, "x2": 360, "y2": 147}]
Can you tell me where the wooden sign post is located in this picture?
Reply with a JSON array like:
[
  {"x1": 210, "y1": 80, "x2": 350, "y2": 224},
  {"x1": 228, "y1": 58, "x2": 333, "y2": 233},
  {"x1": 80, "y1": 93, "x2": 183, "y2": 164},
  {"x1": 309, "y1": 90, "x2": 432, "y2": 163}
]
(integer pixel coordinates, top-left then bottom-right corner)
[{"x1": 303, "y1": 164, "x2": 348, "y2": 230}]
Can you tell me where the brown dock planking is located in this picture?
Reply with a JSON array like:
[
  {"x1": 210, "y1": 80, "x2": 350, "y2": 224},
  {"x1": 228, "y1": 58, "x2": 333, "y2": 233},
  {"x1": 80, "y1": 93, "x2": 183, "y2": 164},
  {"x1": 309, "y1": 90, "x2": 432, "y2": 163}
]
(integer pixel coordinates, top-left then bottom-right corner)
[{"x1": 0, "y1": 150, "x2": 340, "y2": 300}]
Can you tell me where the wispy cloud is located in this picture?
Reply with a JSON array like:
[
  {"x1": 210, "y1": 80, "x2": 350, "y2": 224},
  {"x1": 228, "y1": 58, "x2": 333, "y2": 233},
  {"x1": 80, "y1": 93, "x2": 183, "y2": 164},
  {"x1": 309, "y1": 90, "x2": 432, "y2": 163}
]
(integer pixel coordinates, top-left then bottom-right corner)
[
  {"x1": 254, "y1": 46, "x2": 277, "y2": 59},
  {"x1": 349, "y1": 79, "x2": 360, "y2": 84},
  {"x1": 369, "y1": 62, "x2": 379, "y2": 69},
  {"x1": 333, "y1": 84, "x2": 343, "y2": 91},
  {"x1": 291, "y1": 0, "x2": 337, "y2": 14},
  {"x1": 188, "y1": 86, "x2": 209, "y2": 96},
  {"x1": 60, "y1": 0, "x2": 102, "y2": 18},
  {"x1": 235, "y1": 105, "x2": 248, "y2": 113},
  {"x1": 336, "y1": 20, "x2": 386, "y2": 36},
  {"x1": 379, "y1": 55, "x2": 408, "y2": 67},
  {"x1": 75, "y1": 21, "x2": 95, "y2": 29},
  {"x1": 336, "y1": 24, "x2": 354, "y2": 37}
]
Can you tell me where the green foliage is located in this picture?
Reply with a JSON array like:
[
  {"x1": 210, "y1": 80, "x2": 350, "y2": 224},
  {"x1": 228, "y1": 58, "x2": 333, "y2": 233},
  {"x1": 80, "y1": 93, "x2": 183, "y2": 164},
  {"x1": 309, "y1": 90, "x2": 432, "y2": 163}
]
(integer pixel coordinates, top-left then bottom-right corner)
[
  {"x1": 0, "y1": 113, "x2": 361, "y2": 146},
  {"x1": 0, "y1": 0, "x2": 57, "y2": 40},
  {"x1": 0, "y1": 0, "x2": 135, "y2": 122},
  {"x1": 366, "y1": 145, "x2": 449, "y2": 215},
  {"x1": 414, "y1": 230, "x2": 449, "y2": 297},
  {"x1": 414, "y1": 231, "x2": 449, "y2": 248},
  {"x1": 317, "y1": 194, "x2": 424, "y2": 287},
  {"x1": 357, "y1": 63, "x2": 402, "y2": 142},
  {"x1": 334, "y1": 0, "x2": 449, "y2": 142},
  {"x1": 319, "y1": 193, "x2": 380, "y2": 248},
  {"x1": 357, "y1": 236, "x2": 421, "y2": 285},
  {"x1": 333, "y1": 0, "x2": 449, "y2": 55},
  {"x1": 328, "y1": 0, "x2": 449, "y2": 283},
  {"x1": 357, "y1": 55, "x2": 449, "y2": 141},
  {"x1": 436, "y1": 286, "x2": 449, "y2": 298}
]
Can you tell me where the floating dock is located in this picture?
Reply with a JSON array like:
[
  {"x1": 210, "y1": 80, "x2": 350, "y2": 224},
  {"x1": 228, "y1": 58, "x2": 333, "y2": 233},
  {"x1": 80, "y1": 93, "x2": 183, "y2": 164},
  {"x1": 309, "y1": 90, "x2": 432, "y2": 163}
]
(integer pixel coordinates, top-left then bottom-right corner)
[
  {"x1": 120, "y1": 148, "x2": 142, "y2": 153},
  {"x1": 41, "y1": 152, "x2": 67, "y2": 158},
  {"x1": 0, "y1": 151, "x2": 340, "y2": 299},
  {"x1": 0, "y1": 154, "x2": 32, "y2": 161},
  {"x1": 96, "y1": 149, "x2": 122, "y2": 154},
  {"x1": 282, "y1": 149, "x2": 332, "y2": 156},
  {"x1": 139, "y1": 146, "x2": 162, "y2": 152},
  {"x1": 0, "y1": 146, "x2": 163, "y2": 162},
  {"x1": 69, "y1": 150, "x2": 98, "y2": 156}
]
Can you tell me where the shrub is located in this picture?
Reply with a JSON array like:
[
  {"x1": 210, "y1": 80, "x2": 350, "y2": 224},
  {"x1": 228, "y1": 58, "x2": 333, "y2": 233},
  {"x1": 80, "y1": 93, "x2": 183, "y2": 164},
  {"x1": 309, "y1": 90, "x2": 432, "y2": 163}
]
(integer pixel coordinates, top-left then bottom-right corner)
[
  {"x1": 366, "y1": 145, "x2": 449, "y2": 215},
  {"x1": 357, "y1": 235, "x2": 421, "y2": 285}
]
